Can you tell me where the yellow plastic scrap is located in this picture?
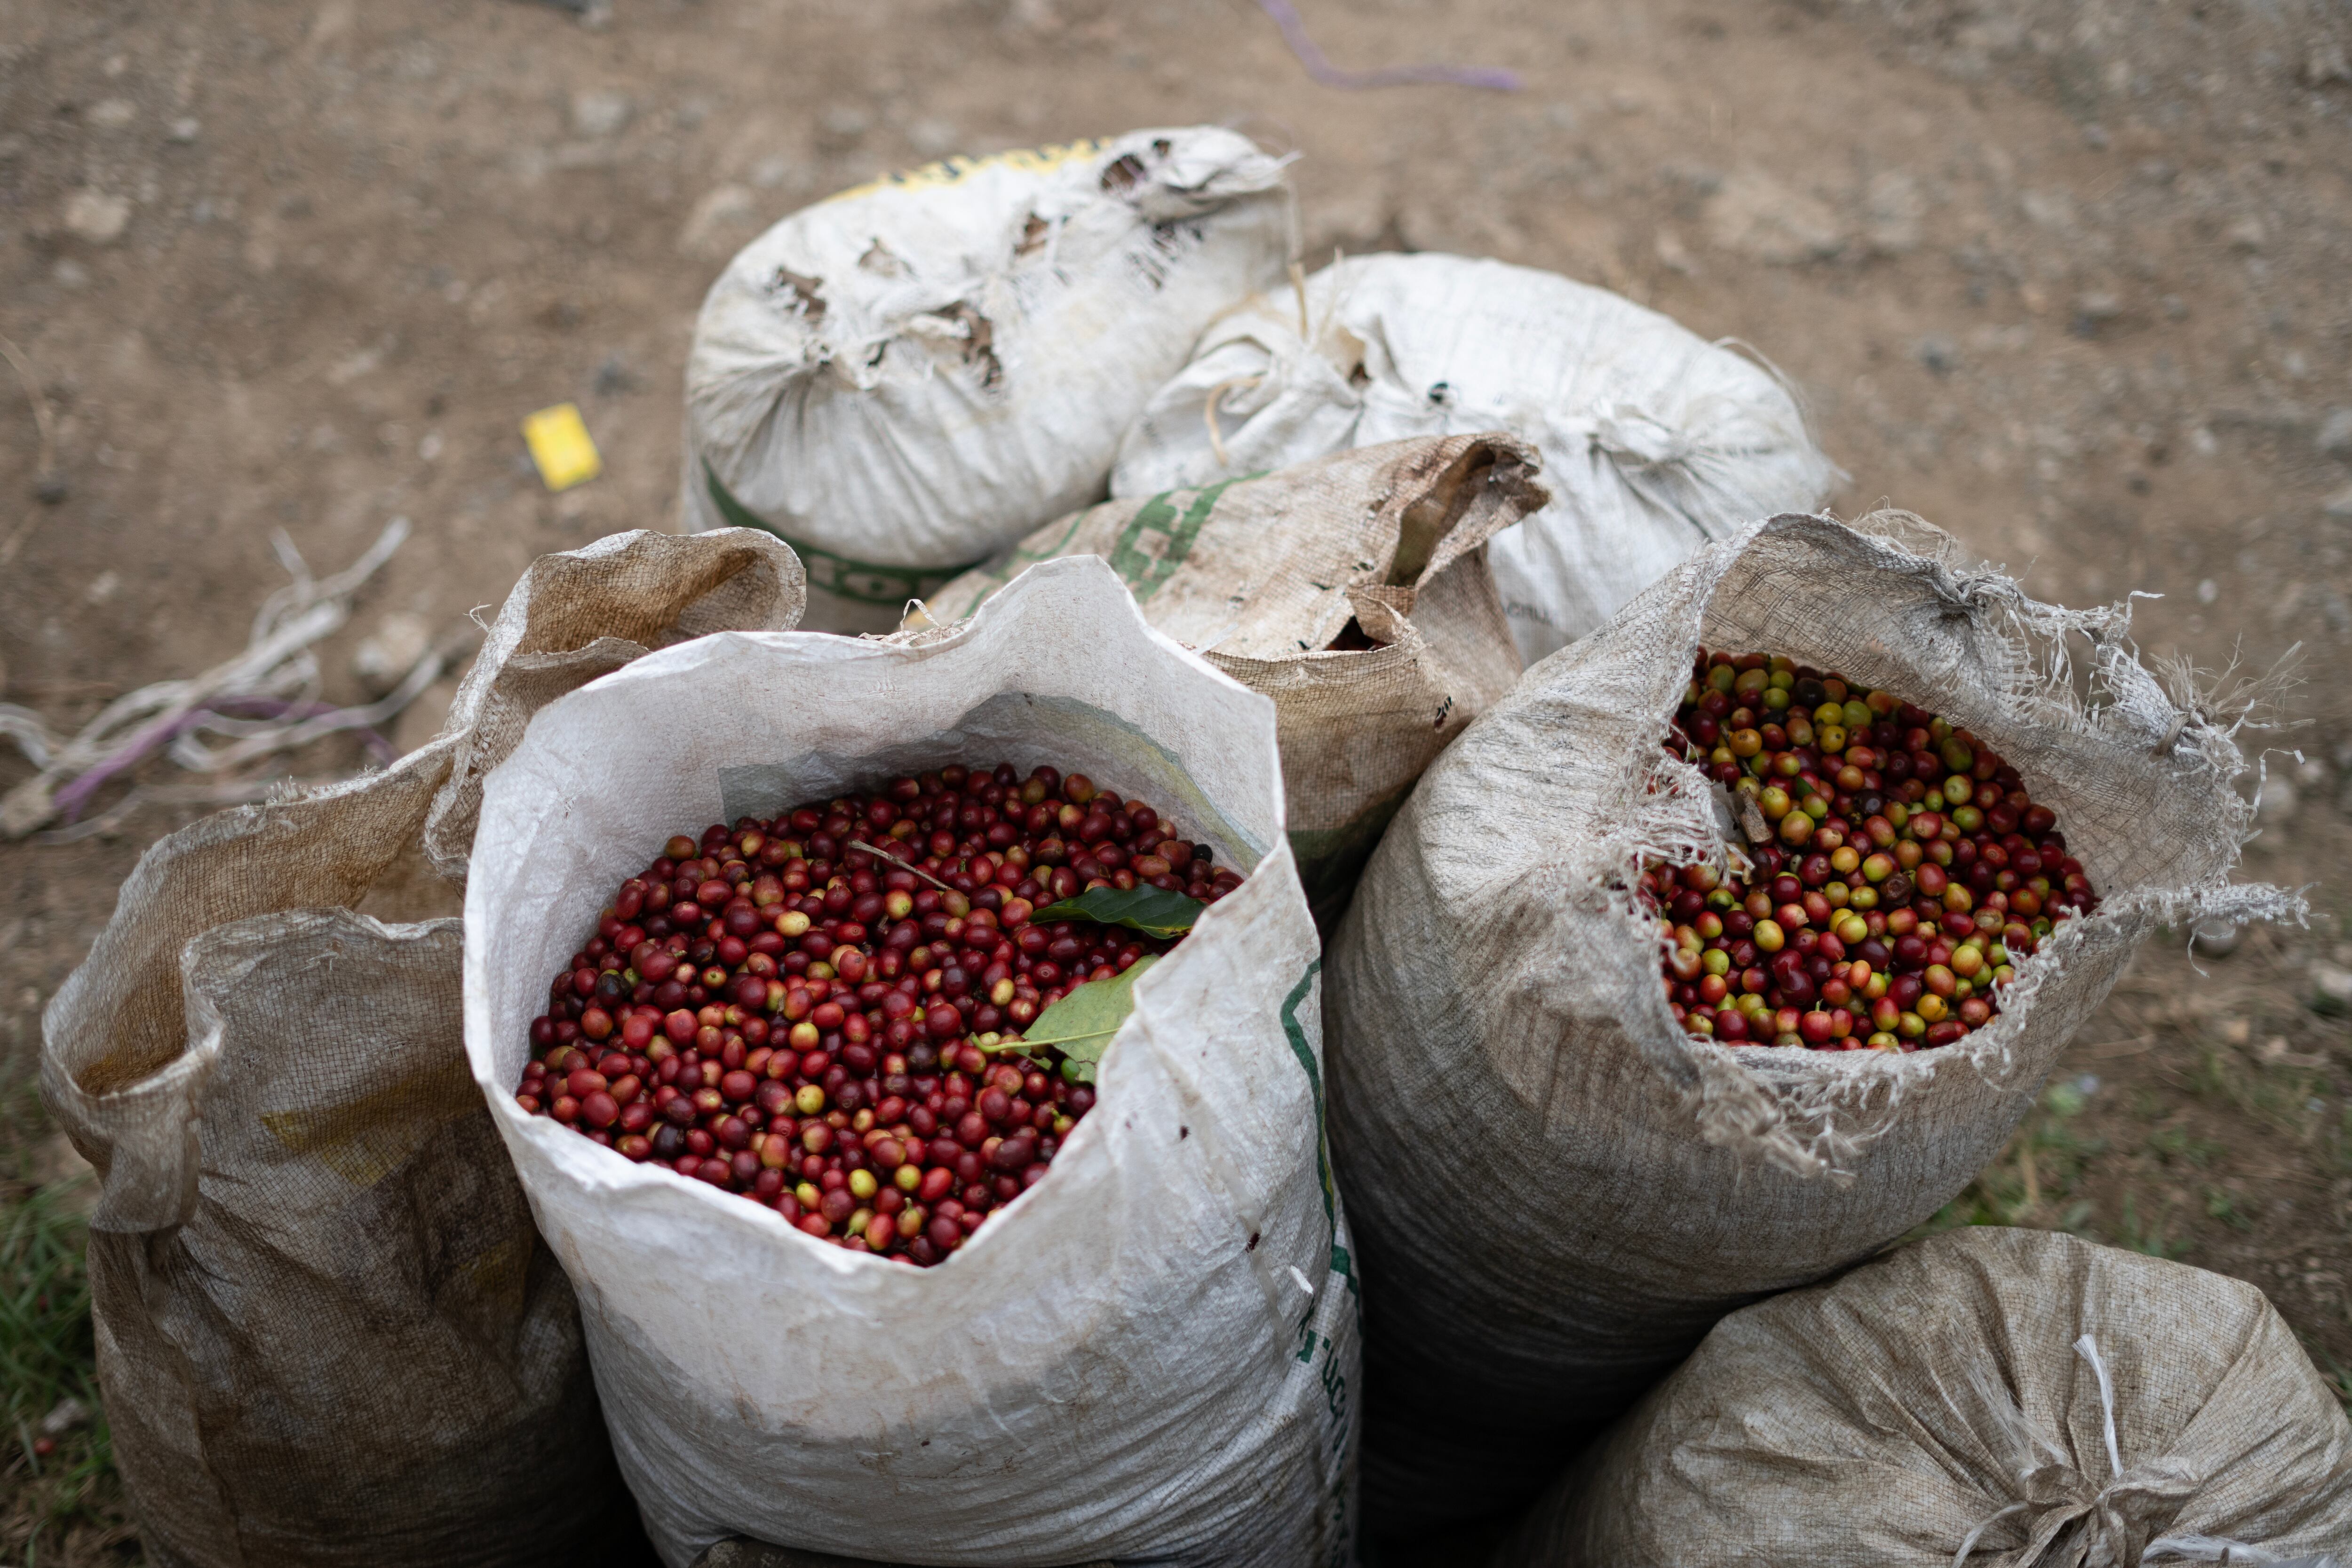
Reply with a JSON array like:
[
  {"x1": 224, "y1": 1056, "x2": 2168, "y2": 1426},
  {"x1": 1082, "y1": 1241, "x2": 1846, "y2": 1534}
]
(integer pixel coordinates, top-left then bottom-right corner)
[{"x1": 522, "y1": 403, "x2": 602, "y2": 492}]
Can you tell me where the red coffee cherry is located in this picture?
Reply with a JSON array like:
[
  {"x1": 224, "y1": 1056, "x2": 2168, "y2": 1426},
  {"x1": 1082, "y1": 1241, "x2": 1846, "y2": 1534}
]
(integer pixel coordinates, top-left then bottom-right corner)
[
  {"x1": 517, "y1": 758, "x2": 1244, "y2": 1265},
  {"x1": 1647, "y1": 652, "x2": 2096, "y2": 1056}
]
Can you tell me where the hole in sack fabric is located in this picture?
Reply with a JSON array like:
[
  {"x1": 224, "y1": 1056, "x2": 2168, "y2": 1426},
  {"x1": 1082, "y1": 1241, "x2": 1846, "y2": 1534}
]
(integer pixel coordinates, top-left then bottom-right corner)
[
  {"x1": 857, "y1": 239, "x2": 909, "y2": 278},
  {"x1": 1388, "y1": 444, "x2": 1499, "y2": 587},
  {"x1": 768, "y1": 266, "x2": 826, "y2": 323},
  {"x1": 929, "y1": 301, "x2": 1001, "y2": 389}
]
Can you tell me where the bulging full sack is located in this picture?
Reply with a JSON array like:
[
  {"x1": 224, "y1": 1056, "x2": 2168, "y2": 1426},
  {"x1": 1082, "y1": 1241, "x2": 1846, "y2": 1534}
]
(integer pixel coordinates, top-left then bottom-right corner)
[
  {"x1": 1500, "y1": 1227, "x2": 2352, "y2": 1567},
  {"x1": 683, "y1": 128, "x2": 1295, "y2": 632},
  {"x1": 40, "y1": 528, "x2": 803, "y2": 1568},
  {"x1": 463, "y1": 556, "x2": 1358, "y2": 1567},
  {"x1": 923, "y1": 432, "x2": 1545, "y2": 918},
  {"x1": 1110, "y1": 252, "x2": 1840, "y2": 664},
  {"x1": 1323, "y1": 511, "x2": 2297, "y2": 1532}
]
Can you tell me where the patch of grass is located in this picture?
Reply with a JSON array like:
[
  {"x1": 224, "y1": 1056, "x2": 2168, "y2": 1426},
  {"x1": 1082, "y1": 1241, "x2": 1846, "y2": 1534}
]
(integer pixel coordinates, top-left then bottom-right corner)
[
  {"x1": 2304, "y1": 1337, "x2": 2352, "y2": 1416},
  {"x1": 1910, "y1": 1082, "x2": 2107, "y2": 1236},
  {"x1": 2147, "y1": 1125, "x2": 2223, "y2": 1167},
  {"x1": 2202, "y1": 1185, "x2": 2255, "y2": 1232},
  {"x1": 2117, "y1": 1192, "x2": 2190, "y2": 1259},
  {"x1": 0, "y1": 1066, "x2": 126, "y2": 1565},
  {"x1": 2189, "y1": 1045, "x2": 2236, "y2": 1101},
  {"x1": 2191, "y1": 1045, "x2": 2326, "y2": 1132},
  {"x1": 1910, "y1": 1077, "x2": 2219, "y2": 1265}
]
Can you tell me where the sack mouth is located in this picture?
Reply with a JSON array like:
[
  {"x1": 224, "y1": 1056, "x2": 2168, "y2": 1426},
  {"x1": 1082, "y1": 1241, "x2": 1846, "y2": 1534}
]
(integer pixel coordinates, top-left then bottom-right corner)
[
  {"x1": 1594, "y1": 510, "x2": 2301, "y2": 1164},
  {"x1": 461, "y1": 555, "x2": 1300, "y2": 1273},
  {"x1": 928, "y1": 432, "x2": 1545, "y2": 667},
  {"x1": 480, "y1": 841, "x2": 1286, "y2": 1283}
]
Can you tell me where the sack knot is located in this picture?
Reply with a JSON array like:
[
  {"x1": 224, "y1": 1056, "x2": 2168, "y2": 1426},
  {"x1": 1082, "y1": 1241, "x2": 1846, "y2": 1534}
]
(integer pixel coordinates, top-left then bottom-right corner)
[
  {"x1": 1927, "y1": 565, "x2": 2022, "y2": 624},
  {"x1": 1954, "y1": 1337, "x2": 2208, "y2": 1568},
  {"x1": 1587, "y1": 407, "x2": 1694, "y2": 470}
]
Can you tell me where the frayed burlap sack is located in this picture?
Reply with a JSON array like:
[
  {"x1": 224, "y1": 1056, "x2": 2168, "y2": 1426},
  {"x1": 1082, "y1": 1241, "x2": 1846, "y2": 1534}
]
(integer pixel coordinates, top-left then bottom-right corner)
[
  {"x1": 1500, "y1": 1227, "x2": 2352, "y2": 1567},
  {"x1": 39, "y1": 527, "x2": 802, "y2": 1567},
  {"x1": 1323, "y1": 511, "x2": 2300, "y2": 1533},
  {"x1": 423, "y1": 527, "x2": 806, "y2": 882},
  {"x1": 683, "y1": 128, "x2": 1294, "y2": 633},
  {"x1": 1110, "y1": 252, "x2": 1840, "y2": 665},
  {"x1": 922, "y1": 433, "x2": 1544, "y2": 918},
  {"x1": 464, "y1": 557, "x2": 1358, "y2": 1568}
]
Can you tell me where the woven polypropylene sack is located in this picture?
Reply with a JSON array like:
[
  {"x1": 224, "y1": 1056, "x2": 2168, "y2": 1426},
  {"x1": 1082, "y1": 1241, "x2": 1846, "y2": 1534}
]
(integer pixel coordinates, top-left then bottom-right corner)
[
  {"x1": 39, "y1": 528, "x2": 803, "y2": 1567},
  {"x1": 1110, "y1": 252, "x2": 1839, "y2": 665},
  {"x1": 1322, "y1": 511, "x2": 2298, "y2": 1533},
  {"x1": 682, "y1": 128, "x2": 1294, "y2": 633},
  {"x1": 464, "y1": 557, "x2": 1358, "y2": 1567},
  {"x1": 1500, "y1": 1228, "x2": 2352, "y2": 1567},
  {"x1": 924, "y1": 433, "x2": 1544, "y2": 921}
]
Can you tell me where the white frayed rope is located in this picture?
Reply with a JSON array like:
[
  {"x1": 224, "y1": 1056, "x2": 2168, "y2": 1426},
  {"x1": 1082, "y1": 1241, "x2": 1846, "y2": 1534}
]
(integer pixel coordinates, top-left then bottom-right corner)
[
  {"x1": 0, "y1": 518, "x2": 458, "y2": 841},
  {"x1": 1949, "y1": 1333, "x2": 2325, "y2": 1567},
  {"x1": 2142, "y1": 1536, "x2": 2342, "y2": 1566}
]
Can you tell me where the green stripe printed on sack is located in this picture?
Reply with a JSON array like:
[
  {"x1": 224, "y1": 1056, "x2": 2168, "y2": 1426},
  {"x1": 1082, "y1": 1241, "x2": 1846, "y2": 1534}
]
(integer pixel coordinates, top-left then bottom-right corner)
[
  {"x1": 1279, "y1": 958, "x2": 1359, "y2": 1303},
  {"x1": 1108, "y1": 477, "x2": 1247, "y2": 603},
  {"x1": 703, "y1": 462, "x2": 986, "y2": 607},
  {"x1": 946, "y1": 473, "x2": 1263, "y2": 618}
]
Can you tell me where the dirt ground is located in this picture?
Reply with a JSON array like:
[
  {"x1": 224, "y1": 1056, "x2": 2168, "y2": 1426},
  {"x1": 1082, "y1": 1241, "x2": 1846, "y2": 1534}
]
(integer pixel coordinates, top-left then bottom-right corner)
[{"x1": 4, "y1": 0, "x2": 2352, "y2": 1558}]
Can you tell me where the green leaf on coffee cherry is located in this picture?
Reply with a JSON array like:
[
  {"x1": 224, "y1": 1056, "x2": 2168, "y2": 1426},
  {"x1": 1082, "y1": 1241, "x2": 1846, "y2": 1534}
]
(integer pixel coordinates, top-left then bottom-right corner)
[
  {"x1": 1030, "y1": 884, "x2": 1205, "y2": 939},
  {"x1": 985, "y1": 955, "x2": 1160, "y2": 1082}
]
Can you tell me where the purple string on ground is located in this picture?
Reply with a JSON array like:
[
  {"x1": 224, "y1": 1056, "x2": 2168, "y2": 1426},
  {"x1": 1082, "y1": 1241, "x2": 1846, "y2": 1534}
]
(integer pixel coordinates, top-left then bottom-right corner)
[
  {"x1": 54, "y1": 698, "x2": 395, "y2": 822},
  {"x1": 1255, "y1": 0, "x2": 1521, "y2": 90}
]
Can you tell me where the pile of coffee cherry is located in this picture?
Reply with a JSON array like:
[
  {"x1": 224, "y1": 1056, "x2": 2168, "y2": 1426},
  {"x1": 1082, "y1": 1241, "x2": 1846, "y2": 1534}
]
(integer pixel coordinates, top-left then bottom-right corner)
[
  {"x1": 1644, "y1": 650, "x2": 2098, "y2": 1052},
  {"x1": 516, "y1": 760, "x2": 1245, "y2": 1264}
]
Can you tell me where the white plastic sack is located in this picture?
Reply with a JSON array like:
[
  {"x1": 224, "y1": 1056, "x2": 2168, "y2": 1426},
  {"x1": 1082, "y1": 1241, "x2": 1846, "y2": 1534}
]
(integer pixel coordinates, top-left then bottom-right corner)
[
  {"x1": 1110, "y1": 252, "x2": 1840, "y2": 664},
  {"x1": 1500, "y1": 1227, "x2": 2352, "y2": 1566},
  {"x1": 463, "y1": 556, "x2": 1359, "y2": 1566},
  {"x1": 683, "y1": 129, "x2": 1295, "y2": 633}
]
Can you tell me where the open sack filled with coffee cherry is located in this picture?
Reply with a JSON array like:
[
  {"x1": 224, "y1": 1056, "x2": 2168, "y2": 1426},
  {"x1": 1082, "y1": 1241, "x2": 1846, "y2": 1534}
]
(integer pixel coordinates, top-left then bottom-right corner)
[
  {"x1": 465, "y1": 554, "x2": 1356, "y2": 1568},
  {"x1": 1321, "y1": 510, "x2": 2299, "y2": 1541},
  {"x1": 520, "y1": 764, "x2": 1243, "y2": 1252},
  {"x1": 1649, "y1": 655, "x2": 2090, "y2": 1053}
]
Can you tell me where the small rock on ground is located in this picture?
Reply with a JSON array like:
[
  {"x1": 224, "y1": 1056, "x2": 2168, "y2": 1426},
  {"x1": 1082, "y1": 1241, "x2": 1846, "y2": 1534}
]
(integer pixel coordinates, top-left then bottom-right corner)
[
  {"x1": 1704, "y1": 167, "x2": 1844, "y2": 264},
  {"x1": 62, "y1": 189, "x2": 131, "y2": 244}
]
